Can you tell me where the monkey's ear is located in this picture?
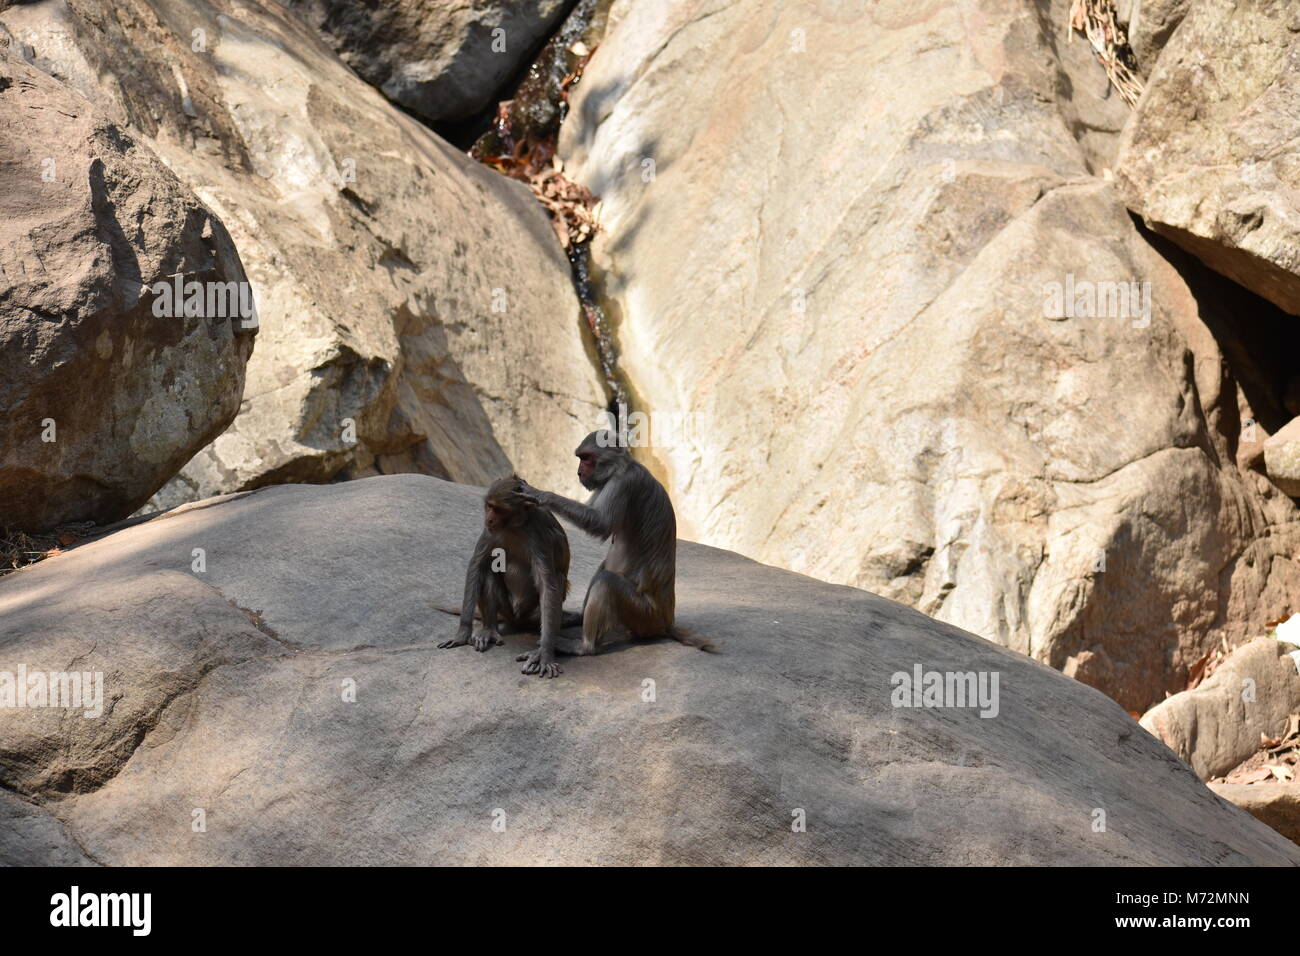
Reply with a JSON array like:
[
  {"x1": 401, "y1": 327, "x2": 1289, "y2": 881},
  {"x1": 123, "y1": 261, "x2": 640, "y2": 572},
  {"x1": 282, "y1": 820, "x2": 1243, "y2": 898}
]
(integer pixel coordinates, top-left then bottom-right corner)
[{"x1": 519, "y1": 494, "x2": 538, "y2": 511}]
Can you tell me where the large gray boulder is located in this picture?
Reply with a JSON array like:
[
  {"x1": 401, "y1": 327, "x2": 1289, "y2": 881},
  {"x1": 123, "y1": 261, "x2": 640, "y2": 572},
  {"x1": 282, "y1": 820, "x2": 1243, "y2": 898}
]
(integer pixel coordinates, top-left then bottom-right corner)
[
  {"x1": 286, "y1": 0, "x2": 577, "y2": 123},
  {"x1": 0, "y1": 47, "x2": 254, "y2": 532},
  {"x1": 0, "y1": 476, "x2": 1296, "y2": 865},
  {"x1": 1115, "y1": 0, "x2": 1300, "y2": 316},
  {"x1": 554, "y1": 0, "x2": 1300, "y2": 712},
  {"x1": 2, "y1": 0, "x2": 605, "y2": 506}
]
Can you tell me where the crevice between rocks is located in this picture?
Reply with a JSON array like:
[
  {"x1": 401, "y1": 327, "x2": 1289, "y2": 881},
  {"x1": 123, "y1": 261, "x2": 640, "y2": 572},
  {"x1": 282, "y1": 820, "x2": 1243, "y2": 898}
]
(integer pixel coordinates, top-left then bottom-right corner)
[{"x1": 455, "y1": 0, "x2": 632, "y2": 420}]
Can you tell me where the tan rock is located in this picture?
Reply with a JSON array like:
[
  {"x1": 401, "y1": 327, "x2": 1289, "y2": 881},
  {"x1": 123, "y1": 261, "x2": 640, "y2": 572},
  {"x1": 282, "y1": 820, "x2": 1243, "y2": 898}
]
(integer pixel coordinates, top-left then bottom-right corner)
[
  {"x1": 1115, "y1": 0, "x2": 1192, "y2": 74},
  {"x1": 1115, "y1": 0, "x2": 1300, "y2": 315},
  {"x1": 1208, "y1": 782, "x2": 1300, "y2": 846},
  {"x1": 557, "y1": 0, "x2": 1300, "y2": 711},
  {"x1": 3, "y1": 0, "x2": 606, "y2": 505},
  {"x1": 0, "y1": 47, "x2": 254, "y2": 532},
  {"x1": 1140, "y1": 637, "x2": 1300, "y2": 780},
  {"x1": 1264, "y1": 417, "x2": 1300, "y2": 497}
]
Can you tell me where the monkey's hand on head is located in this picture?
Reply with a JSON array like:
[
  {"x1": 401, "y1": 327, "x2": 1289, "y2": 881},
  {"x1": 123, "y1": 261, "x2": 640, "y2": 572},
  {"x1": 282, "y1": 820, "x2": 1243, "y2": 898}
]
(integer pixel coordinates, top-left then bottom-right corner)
[{"x1": 515, "y1": 478, "x2": 546, "y2": 505}]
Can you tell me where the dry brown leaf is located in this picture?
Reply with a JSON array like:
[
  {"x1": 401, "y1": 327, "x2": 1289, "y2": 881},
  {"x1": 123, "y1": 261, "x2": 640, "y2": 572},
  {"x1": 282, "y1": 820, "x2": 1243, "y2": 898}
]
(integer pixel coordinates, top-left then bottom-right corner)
[{"x1": 1066, "y1": 0, "x2": 1144, "y2": 106}]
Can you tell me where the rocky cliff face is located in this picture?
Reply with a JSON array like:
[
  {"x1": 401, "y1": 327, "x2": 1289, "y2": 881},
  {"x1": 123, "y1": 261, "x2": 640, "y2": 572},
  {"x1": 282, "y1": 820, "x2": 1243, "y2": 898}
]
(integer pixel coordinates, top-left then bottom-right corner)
[
  {"x1": 1, "y1": 476, "x2": 1294, "y2": 865},
  {"x1": 555, "y1": 0, "x2": 1300, "y2": 712}
]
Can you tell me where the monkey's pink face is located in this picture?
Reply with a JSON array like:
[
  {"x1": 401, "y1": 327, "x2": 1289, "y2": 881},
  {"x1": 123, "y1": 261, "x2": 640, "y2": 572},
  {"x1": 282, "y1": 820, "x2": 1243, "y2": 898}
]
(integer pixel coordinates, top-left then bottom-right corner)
[
  {"x1": 577, "y1": 451, "x2": 596, "y2": 489},
  {"x1": 484, "y1": 501, "x2": 505, "y2": 533}
]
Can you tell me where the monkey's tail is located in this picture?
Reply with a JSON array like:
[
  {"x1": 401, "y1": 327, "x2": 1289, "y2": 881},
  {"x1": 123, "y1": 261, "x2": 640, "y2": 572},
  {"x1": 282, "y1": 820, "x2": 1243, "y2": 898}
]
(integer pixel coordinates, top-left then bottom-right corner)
[{"x1": 667, "y1": 625, "x2": 719, "y2": 653}]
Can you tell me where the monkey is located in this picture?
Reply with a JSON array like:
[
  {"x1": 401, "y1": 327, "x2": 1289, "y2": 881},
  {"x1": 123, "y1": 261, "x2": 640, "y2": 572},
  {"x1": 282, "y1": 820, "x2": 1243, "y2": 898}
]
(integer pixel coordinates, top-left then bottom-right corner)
[
  {"x1": 517, "y1": 430, "x2": 716, "y2": 658},
  {"x1": 436, "y1": 476, "x2": 572, "y2": 678}
]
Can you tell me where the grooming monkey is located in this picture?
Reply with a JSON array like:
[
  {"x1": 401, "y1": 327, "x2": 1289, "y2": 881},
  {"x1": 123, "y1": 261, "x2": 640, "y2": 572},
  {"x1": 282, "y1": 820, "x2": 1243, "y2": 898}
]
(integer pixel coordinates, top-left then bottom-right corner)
[
  {"x1": 437, "y1": 477, "x2": 571, "y2": 678},
  {"x1": 518, "y1": 430, "x2": 716, "y2": 657}
]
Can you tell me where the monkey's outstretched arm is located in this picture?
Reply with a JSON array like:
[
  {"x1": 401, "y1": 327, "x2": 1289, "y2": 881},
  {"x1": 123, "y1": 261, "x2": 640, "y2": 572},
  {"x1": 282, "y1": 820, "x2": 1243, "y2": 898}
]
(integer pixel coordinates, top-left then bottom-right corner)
[{"x1": 522, "y1": 483, "x2": 617, "y2": 541}]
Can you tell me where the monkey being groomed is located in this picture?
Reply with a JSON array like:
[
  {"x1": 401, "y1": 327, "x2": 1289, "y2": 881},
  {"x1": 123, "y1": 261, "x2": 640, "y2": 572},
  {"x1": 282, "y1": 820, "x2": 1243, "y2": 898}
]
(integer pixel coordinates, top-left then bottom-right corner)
[
  {"x1": 518, "y1": 430, "x2": 717, "y2": 658},
  {"x1": 437, "y1": 476, "x2": 574, "y2": 678}
]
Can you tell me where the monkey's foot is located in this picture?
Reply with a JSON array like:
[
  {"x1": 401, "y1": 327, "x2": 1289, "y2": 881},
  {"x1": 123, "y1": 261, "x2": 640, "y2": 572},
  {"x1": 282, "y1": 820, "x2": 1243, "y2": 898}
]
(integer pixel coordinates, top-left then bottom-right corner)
[
  {"x1": 437, "y1": 634, "x2": 470, "y2": 649},
  {"x1": 472, "y1": 631, "x2": 504, "y2": 652},
  {"x1": 517, "y1": 650, "x2": 562, "y2": 678}
]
